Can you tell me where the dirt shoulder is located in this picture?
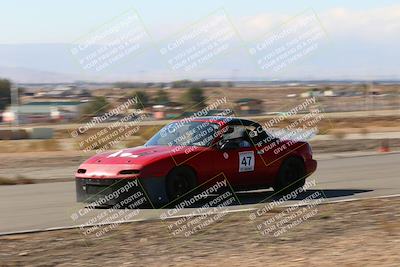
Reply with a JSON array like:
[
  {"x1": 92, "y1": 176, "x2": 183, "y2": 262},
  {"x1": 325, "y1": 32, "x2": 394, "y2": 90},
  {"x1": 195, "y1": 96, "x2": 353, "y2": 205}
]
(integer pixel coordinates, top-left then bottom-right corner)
[{"x1": 1, "y1": 197, "x2": 399, "y2": 266}]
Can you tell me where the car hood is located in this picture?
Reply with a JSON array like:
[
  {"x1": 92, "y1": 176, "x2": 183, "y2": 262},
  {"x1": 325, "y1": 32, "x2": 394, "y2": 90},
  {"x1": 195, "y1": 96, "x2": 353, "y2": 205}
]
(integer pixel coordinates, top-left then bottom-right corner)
[
  {"x1": 83, "y1": 146, "x2": 170, "y2": 164},
  {"x1": 82, "y1": 145, "x2": 206, "y2": 165},
  {"x1": 76, "y1": 145, "x2": 207, "y2": 178}
]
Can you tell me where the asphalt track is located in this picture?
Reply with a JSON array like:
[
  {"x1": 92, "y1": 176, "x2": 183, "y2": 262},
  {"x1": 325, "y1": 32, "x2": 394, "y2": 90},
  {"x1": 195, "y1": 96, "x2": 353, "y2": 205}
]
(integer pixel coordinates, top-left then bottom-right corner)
[{"x1": 0, "y1": 153, "x2": 399, "y2": 234}]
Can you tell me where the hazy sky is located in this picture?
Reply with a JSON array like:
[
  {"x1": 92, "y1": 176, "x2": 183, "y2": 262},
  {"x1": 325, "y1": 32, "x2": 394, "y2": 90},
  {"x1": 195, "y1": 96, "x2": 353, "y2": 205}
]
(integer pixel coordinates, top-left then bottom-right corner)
[
  {"x1": 1, "y1": 0, "x2": 398, "y2": 43},
  {"x1": 0, "y1": 0, "x2": 399, "y2": 81}
]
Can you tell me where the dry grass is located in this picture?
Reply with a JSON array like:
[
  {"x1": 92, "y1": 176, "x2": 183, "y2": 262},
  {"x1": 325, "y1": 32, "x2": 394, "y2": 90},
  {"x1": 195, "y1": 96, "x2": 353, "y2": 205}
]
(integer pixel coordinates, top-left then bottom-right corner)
[
  {"x1": 0, "y1": 129, "x2": 29, "y2": 140},
  {"x1": 73, "y1": 125, "x2": 148, "y2": 152},
  {"x1": 124, "y1": 137, "x2": 146, "y2": 148},
  {"x1": 137, "y1": 126, "x2": 163, "y2": 140},
  {"x1": 27, "y1": 139, "x2": 61, "y2": 151},
  {"x1": 0, "y1": 139, "x2": 61, "y2": 153},
  {"x1": 0, "y1": 175, "x2": 34, "y2": 185},
  {"x1": 331, "y1": 130, "x2": 347, "y2": 139},
  {"x1": 1, "y1": 197, "x2": 400, "y2": 266},
  {"x1": 359, "y1": 128, "x2": 370, "y2": 135}
]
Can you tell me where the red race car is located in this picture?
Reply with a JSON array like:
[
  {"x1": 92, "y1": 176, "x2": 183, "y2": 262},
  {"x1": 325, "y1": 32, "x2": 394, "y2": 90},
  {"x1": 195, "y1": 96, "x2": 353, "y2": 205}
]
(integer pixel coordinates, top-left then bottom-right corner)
[{"x1": 75, "y1": 116, "x2": 317, "y2": 207}]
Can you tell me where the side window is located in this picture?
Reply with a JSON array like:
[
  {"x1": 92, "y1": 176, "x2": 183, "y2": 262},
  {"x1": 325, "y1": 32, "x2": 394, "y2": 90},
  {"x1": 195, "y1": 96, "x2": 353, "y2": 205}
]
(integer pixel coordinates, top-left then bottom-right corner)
[
  {"x1": 222, "y1": 125, "x2": 241, "y2": 141},
  {"x1": 222, "y1": 125, "x2": 252, "y2": 148}
]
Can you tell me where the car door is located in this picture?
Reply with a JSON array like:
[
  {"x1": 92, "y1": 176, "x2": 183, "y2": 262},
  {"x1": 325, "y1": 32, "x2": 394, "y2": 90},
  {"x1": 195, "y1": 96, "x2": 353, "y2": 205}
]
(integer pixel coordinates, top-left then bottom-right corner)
[
  {"x1": 215, "y1": 125, "x2": 267, "y2": 187},
  {"x1": 221, "y1": 146, "x2": 267, "y2": 187}
]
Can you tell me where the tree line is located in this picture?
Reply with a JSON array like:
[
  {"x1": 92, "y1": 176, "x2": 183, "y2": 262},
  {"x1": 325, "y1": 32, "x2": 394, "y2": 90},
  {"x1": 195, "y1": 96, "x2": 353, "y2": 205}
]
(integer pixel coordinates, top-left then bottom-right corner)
[
  {"x1": 84, "y1": 86, "x2": 205, "y2": 116},
  {"x1": 0, "y1": 79, "x2": 11, "y2": 111}
]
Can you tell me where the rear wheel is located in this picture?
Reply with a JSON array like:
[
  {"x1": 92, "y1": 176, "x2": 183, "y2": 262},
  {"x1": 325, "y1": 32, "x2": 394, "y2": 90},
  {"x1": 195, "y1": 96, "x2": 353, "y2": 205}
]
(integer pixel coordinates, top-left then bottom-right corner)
[
  {"x1": 166, "y1": 166, "x2": 197, "y2": 201},
  {"x1": 273, "y1": 157, "x2": 305, "y2": 195}
]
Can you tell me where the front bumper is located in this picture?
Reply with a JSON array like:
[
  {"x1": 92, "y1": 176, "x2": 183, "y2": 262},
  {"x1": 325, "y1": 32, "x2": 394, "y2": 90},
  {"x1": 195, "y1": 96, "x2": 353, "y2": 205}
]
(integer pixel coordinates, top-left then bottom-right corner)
[{"x1": 76, "y1": 177, "x2": 168, "y2": 208}]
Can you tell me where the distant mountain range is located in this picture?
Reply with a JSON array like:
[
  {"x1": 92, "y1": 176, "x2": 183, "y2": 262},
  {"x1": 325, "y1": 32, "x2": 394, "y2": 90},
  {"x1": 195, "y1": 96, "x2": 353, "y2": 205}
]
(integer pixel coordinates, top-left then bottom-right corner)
[
  {"x1": 0, "y1": 66, "x2": 77, "y2": 83},
  {"x1": 0, "y1": 43, "x2": 399, "y2": 83}
]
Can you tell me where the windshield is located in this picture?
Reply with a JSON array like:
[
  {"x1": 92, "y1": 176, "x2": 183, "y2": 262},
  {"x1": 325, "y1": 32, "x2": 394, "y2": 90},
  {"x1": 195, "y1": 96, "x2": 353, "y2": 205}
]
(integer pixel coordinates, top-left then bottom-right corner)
[{"x1": 145, "y1": 121, "x2": 220, "y2": 147}]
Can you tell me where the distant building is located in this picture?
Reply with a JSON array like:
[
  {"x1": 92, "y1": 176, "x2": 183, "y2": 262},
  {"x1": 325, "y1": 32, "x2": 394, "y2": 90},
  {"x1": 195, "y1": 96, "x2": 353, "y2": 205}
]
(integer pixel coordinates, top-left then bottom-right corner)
[
  {"x1": 300, "y1": 91, "x2": 312, "y2": 98},
  {"x1": 151, "y1": 102, "x2": 183, "y2": 120},
  {"x1": 323, "y1": 90, "x2": 336, "y2": 97},
  {"x1": 3, "y1": 106, "x2": 58, "y2": 124},
  {"x1": 235, "y1": 98, "x2": 263, "y2": 115},
  {"x1": 34, "y1": 86, "x2": 91, "y2": 99},
  {"x1": 2, "y1": 101, "x2": 85, "y2": 124}
]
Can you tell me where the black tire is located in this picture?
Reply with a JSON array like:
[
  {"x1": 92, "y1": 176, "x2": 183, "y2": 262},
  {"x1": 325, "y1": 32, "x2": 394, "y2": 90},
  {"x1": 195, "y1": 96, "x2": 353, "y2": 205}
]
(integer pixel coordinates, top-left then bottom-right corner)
[
  {"x1": 273, "y1": 157, "x2": 305, "y2": 195},
  {"x1": 166, "y1": 166, "x2": 197, "y2": 201}
]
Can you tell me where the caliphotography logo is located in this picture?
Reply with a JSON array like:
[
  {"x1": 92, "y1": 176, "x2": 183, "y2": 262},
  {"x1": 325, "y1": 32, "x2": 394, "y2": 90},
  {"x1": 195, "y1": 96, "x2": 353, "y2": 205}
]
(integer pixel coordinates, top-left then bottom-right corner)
[{"x1": 1, "y1": 1, "x2": 399, "y2": 266}]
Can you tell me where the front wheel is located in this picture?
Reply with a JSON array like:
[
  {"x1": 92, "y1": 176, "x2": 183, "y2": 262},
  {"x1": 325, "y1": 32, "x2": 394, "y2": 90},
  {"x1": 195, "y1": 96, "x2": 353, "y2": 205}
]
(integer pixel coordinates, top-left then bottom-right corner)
[
  {"x1": 273, "y1": 157, "x2": 305, "y2": 195},
  {"x1": 166, "y1": 166, "x2": 197, "y2": 202}
]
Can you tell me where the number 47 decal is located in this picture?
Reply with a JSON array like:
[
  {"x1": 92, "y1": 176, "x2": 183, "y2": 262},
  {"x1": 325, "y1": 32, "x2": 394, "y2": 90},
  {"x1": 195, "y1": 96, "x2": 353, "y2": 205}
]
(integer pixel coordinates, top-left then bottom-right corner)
[
  {"x1": 239, "y1": 151, "x2": 255, "y2": 172},
  {"x1": 241, "y1": 156, "x2": 252, "y2": 166}
]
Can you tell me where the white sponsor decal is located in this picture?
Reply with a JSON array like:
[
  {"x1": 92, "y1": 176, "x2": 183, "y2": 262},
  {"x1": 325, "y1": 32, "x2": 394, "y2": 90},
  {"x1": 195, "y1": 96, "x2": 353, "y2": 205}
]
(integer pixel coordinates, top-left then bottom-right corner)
[
  {"x1": 239, "y1": 151, "x2": 255, "y2": 172},
  {"x1": 107, "y1": 150, "x2": 140, "y2": 158}
]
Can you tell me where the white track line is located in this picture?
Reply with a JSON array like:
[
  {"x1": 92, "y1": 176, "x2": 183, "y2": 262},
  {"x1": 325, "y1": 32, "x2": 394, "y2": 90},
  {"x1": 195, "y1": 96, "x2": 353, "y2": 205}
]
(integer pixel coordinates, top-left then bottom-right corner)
[{"x1": 1, "y1": 194, "x2": 400, "y2": 236}]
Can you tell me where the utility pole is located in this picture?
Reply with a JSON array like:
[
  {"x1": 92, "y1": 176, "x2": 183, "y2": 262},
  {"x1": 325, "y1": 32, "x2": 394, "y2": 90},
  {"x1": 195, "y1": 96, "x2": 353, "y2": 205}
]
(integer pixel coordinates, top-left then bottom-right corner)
[
  {"x1": 370, "y1": 82, "x2": 374, "y2": 115},
  {"x1": 230, "y1": 68, "x2": 238, "y2": 88},
  {"x1": 10, "y1": 82, "x2": 19, "y2": 127},
  {"x1": 363, "y1": 83, "x2": 369, "y2": 113}
]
